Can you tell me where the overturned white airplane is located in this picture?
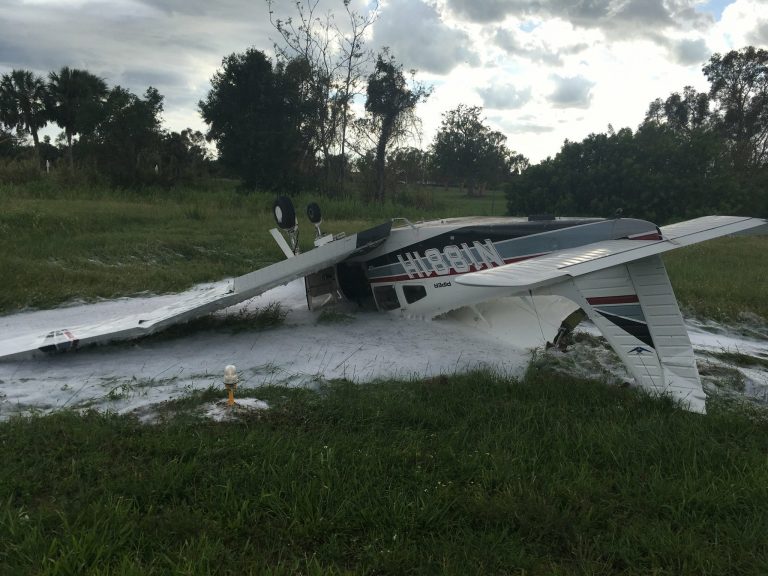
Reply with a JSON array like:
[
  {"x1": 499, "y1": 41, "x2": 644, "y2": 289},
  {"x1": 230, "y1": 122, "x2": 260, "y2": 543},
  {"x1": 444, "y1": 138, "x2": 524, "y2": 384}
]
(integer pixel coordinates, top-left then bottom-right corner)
[{"x1": 1, "y1": 196, "x2": 765, "y2": 413}]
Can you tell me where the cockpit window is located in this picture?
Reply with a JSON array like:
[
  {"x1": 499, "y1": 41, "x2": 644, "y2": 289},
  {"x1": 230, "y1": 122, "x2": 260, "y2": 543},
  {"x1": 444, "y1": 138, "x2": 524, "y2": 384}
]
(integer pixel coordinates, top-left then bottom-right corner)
[
  {"x1": 373, "y1": 285, "x2": 400, "y2": 311},
  {"x1": 403, "y1": 284, "x2": 427, "y2": 304}
]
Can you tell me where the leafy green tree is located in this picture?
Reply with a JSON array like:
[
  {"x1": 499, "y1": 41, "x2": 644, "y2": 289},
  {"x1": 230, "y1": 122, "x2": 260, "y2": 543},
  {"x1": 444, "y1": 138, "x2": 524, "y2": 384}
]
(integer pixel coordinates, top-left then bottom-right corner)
[
  {"x1": 507, "y1": 128, "x2": 682, "y2": 221},
  {"x1": 39, "y1": 135, "x2": 60, "y2": 167},
  {"x1": 87, "y1": 86, "x2": 165, "y2": 186},
  {"x1": 200, "y1": 48, "x2": 313, "y2": 190},
  {"x1": 505, "y1": 119, "x2": 759, "y2": 222},
  {"x1": 278, "y1": 56, "x2": 325, "y2": 178},
  {"x1": 161, "y1": 129, "x2": 210, "y2": 182},
  {"x1": 387, "y1": 146, "x2": 429, "y2": 185},
  {"x1": 363, "y1": 51, "x2": 430, "y2": 201},
  {"x1": 645, "y1": 86, "x2": 711, "y2": 137},
  {"x1": 46, "y1": 67, "x2": 108, "y2": 170},
  {"x1": 200, "y1": 49, "x2": 279, "y2": 188},
  {"x1": 0, "y1": 126, "x2": 20, "y2": 157},
  {"x1": 641, "y1": 87, "x2": 729, "y2": 216},
  {"x1": 507, "y1": 153, "x2": 530, "y2": 176},
  {"x1": 506, "y1": 46, "x2": 768, "y2": 223},
  {"x1": 507, "y1": 131, "x2": 623, "y2": 218},
  {"x1": 704, "y1": 46, "x2": 768, "y2": 169},
  {"x1": 0, "y1": 69, "x2": 48, "y2": 161},
  {"x1": 431, "y1": 104, "x2": 514, "y2": 195}
]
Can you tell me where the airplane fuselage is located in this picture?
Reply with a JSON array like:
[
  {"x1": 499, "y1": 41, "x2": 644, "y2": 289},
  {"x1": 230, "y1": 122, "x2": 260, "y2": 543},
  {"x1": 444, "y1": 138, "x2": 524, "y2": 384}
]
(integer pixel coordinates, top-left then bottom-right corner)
[{"x1": 333, "y1": 216, "x2": 661, "y2": 318}]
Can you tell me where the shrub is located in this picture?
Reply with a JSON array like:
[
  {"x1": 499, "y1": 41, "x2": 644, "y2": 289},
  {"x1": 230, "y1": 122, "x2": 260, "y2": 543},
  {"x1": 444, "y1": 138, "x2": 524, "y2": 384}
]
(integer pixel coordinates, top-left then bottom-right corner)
[{"x1": 0, "y1": 156, "x2": 41, "y2": 184}]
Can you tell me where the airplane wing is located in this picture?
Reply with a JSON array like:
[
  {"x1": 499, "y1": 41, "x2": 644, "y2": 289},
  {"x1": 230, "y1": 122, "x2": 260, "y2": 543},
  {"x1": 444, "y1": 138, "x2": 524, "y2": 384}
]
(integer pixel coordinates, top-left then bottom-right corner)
[
  {"x1": 455, "y1": 215, "x2": 766, "y2": 414},
  {"x1": 0, "y1": 222, "x2": 391, "y2": 361},
  {"x1": 454, "y1": 216, "x2": 767, "y2": 291}
]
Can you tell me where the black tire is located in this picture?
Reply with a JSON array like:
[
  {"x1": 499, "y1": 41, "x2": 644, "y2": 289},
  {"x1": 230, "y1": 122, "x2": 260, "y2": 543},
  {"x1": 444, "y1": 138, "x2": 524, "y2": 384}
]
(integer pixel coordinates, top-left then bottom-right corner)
[
  {"x1": 306, "y1": 202, "x2": 322, "y2": 224},
  {"x1": 273, "y1": 196, "x2": 296, "y2": 229}
]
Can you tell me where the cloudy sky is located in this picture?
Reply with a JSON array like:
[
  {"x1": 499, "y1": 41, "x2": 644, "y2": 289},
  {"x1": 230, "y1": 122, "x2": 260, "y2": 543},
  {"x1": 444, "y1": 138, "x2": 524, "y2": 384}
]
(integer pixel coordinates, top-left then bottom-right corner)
[{"x1": 1, "y1": 0, "x2": 767, "y2": 162}]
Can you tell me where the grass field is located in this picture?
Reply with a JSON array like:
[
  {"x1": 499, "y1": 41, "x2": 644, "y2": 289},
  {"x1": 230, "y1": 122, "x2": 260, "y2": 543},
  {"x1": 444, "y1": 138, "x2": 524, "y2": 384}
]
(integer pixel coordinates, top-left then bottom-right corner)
[
  {"x1": 664, "y1": 236, "x2": 768, "y2": 322},
  {"x1": 1, "y1": 179, "x2": 767, "y2": 574},
  {"x1": 2, "y1": 370, "x2": 767, "y2": 575}
]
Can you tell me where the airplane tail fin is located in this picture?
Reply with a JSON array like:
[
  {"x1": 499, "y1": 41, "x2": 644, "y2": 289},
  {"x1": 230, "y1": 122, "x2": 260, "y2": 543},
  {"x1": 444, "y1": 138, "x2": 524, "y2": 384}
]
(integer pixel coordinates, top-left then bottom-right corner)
[{"x1": 551, "y1": 255, "x2": 705, "y2": 413}]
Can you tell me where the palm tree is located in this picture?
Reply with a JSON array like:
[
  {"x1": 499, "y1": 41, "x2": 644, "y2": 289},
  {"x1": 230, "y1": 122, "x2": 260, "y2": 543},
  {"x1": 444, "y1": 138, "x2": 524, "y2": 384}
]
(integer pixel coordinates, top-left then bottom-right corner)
[
  {"x1": 0, "y1": 69, "x2": 48, "y2": 161},
  {"x1": 47, "y1": 67, "x2": 107, "y2": 169}
]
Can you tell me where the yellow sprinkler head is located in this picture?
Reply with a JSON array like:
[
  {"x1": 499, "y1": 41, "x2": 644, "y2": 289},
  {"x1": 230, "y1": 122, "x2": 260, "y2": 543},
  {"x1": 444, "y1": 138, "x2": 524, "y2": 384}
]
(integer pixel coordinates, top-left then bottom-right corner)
[{"x1": 224, "y1": 364, "x2": 239, "y2": 406}]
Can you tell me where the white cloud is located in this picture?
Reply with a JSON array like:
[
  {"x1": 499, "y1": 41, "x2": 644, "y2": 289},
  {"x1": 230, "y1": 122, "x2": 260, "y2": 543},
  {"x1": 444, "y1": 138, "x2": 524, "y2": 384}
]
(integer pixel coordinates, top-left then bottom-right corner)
[
  {"x1": 548, "y1": 74, "x2": 595, "y2": 108},
  {"x1": 710, "y1": 0, "x2": 768, "y2": 52},
  {"x1": 478, "y1": 83, "x2": 532, "y2": 109},
  {"x1": 493, "y1": 25, "x2": 591, "y2": 66},
  {"x1": 0, "y1": 0, "x2": 275, "y2": 139},
  {"x1": 495, "y1": 114, "x2": 555, "y2": 134},
  {"x1": 373, "y1": 0, "x2": 479, "y2": 74},
  {"x1": 747, "y1": 18, "x2": 768, "y2": 44},
  {"x1": 670, "y1": 37, "x2": 712, "y2": 65},
  {"x1": 446, "y1": 0, "x2": 713, "y2": 39}
]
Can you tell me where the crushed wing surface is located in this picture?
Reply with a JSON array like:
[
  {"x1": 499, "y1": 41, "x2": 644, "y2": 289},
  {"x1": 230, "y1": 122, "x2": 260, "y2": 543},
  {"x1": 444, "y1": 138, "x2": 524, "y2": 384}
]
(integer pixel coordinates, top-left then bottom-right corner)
[{"x1": 0, "y1": 223, "x2": 391, "y2": 361}]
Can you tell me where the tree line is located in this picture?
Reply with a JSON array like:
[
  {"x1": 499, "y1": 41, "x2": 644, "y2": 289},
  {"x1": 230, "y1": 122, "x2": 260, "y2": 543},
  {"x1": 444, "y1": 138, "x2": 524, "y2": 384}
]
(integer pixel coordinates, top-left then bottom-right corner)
[
  {"x1": 1, "y1": 0, "x2": 765, "y2": 222},
  {"x1": 507, "y1": 46, "x2": 768, "y2": 222},
  {"x1": 0, "y1": 67, "x2": 209, "y2": 186},
  {"x1": 0, "y1": 0, "x2": 521, "y2": 198}
]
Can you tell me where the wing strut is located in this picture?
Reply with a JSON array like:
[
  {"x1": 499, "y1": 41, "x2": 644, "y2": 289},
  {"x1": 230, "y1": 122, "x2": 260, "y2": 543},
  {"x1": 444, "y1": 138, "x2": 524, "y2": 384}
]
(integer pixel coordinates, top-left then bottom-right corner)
[{"x1": 546, "y1": 256, "x2": 705, "y2": 413}]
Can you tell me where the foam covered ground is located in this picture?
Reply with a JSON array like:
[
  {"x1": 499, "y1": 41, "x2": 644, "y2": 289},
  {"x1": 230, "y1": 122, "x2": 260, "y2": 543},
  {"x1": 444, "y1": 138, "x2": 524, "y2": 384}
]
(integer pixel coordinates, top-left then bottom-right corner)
[
  {"x1": 1, "y1": 280, "x2": 766, "y2": 420},
  {"x1": 0, "y1": 280, "x2": 530, "y2": 420}
]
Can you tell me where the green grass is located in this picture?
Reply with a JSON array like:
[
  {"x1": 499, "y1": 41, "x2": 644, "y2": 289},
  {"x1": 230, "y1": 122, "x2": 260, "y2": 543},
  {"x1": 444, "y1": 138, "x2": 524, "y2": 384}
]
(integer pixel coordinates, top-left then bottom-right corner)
[
  {"x1": 663, "y1": 236, "x2": 768, "y2": 322},
  {"x1": 2, "y1": 180, "x2": 767, "y2": 573},
  {"x1": 698, "y1": 362, "x2": 748, "y2": 392},
  {"x1": 144, "y1": 302, "x2": 287, "y2": 341},
  {"x1": 316, "y1": 307, "x2": 355, "y2": 324},
  {"x1": 703, "y1": 350, "x2": 768, "y2": 370},
  {"x1": 2, "y1": 370, "x2": 768, "y2": 575}
]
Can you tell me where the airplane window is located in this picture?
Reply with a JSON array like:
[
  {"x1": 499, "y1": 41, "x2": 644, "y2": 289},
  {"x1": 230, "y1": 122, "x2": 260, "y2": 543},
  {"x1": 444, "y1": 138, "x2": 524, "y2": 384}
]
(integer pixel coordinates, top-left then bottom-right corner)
[
  {"x1": 403, "y1": 284, "x2": 427, "y2": 304},
  {"x1": 373, "y1": 285, "x2": 401, "y2": 311}
]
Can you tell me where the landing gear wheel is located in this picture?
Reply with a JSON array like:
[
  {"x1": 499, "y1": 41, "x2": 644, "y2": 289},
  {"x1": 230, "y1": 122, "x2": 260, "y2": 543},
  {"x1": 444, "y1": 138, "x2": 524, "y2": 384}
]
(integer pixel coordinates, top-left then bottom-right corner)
[
  {"x1": 273, "y1": 196, "x2": 296, "y2": 229},
  {"x1": 306, "y1": 202, "x2": 322, "y2": 224}
]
